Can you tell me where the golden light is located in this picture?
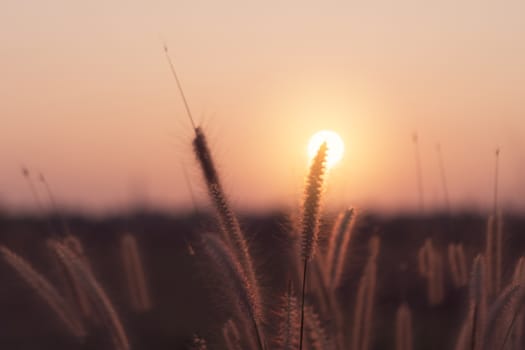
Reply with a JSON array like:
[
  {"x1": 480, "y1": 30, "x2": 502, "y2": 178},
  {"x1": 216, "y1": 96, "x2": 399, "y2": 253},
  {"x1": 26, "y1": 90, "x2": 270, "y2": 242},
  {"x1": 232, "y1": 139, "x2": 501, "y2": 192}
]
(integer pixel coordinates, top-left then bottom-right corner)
[{"x1": 307, "y1": 130, "x2": 345, "y2": 169}]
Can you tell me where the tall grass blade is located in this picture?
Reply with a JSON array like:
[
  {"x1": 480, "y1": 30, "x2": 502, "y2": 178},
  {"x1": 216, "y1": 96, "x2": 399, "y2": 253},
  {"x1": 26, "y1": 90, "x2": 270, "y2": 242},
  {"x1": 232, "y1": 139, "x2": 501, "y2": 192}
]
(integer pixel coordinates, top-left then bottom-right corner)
[
  {"x1": 48, "y1": 240, "x2": 130, "y2": 350},
  {"x1": 0, "y1": 245, "x2": 86, "y2": 338}
]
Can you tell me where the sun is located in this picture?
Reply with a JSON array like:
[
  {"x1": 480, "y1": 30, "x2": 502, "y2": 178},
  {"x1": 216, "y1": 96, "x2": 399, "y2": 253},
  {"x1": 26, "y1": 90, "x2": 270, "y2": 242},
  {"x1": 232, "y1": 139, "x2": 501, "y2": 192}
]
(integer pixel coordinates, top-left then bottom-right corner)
[{"x1": 307, "y1": 130, "x2": 345, "y2": 169}]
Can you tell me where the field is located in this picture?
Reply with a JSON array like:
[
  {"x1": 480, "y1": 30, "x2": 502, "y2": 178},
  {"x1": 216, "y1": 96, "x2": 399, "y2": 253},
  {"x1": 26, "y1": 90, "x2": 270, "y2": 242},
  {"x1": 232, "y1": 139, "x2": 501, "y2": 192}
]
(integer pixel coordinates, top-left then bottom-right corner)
[{"x1": 2, "y1": 186, "x2": 525, "y2": 350}]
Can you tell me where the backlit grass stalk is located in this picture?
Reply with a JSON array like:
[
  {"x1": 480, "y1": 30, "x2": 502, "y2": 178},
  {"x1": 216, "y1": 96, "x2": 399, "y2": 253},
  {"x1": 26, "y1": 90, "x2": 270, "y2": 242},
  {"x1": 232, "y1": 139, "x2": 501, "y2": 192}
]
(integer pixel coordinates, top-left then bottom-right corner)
[
  {"x1": 485, "y1": 214, "x2": 503, "y2": 299},
  {"x1": 48, "y1": 240, "x2": 130, "y2": 350},
  {"x1": 311, "y1": 254, "x2": 344, "y2": 350},
  {"x1": 395, "y1": 302, "x2": 413, "y2": 350},
  {"x1": 192, "y1": 127, "x2": 260, "y2": 310},
  {"x1": 447, "y1": 243, "x2": 469, "y2": 288},
  {"x1": 429, "y1": 249, "x2": 445, "y2": 305},
  {"x1": 0, "y1": 245, "x2": 86, "y2": 338},
  {"x1": 53, "y1": 235, "x2": 95, "y2": 321},
  {"x1": 120, "y1": 233, "x2": 152, "y2": 312},
  {"x1": 510, "y1": 257, "x2": 525, "y2": 350},
  {"x1": 487, "y1": 148, "x2": 503, "y2": 298},
  {"x1": 482, "y1": 284, "x2": 524, "y2": 350},
  {"x1": 304, "y1": 304, "x2": 331, "y2": 350},
  {"x1": 223, "y1": 319, "x2": 242, "y2": 350},
  {"x1": 326, "y1": 208, "x2": 356, "y2": 289},
  {"x1": 484, "y1": 216, "x2": 495, "y2": 298},
  {"x1": 202, "y1": 234, "x2": 264, "y2": 350},
  {"x1": 495, "y1": 213, "x2": 503, "y2": 296},
  {"x1": 274, "y1": 282, "x2": 300, "y2": 350},
  {"x1": 163, "y1": 46, "x2": 261, "y2": 312},
  {"x1": 352, "y1": 236, "x2": 380, "y2": 350},
  {"x1": 455, "y1": 254, "x2": 487, "y2": 350},
  {"x1": 311, "y1": 256, "x2": 331, "y2": 315},
  {"x1": 418, "y1": 239, "x2": 444, "y2": 305},
  {"x1": 299, "y1": 142, "x2": 328, "y2": 350}
]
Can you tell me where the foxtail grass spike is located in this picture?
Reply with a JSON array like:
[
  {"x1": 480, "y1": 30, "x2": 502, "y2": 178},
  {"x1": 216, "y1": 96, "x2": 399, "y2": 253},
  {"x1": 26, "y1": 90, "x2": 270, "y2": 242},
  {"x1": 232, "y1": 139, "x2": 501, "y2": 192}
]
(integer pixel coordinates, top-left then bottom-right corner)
[
  {"x1": 300, "y1": 142, "x2": 327, "y2": 261},
  {"x1": 193, "y1": 128, "x2": 222, "y2": 190},
  {"x1": 0, "y1": 245, "x2": 86, "y2": 338},
  {"x1": 299, "y1": 142, "x2": 328, "y2": 350},
  {"x1": 192, "y1": 128, "x2": 259, "y2": 304},
  {"x1": 167, "y1": 45, "x2": 261, "y2": 319},
  {"x1": 191, "y1": 126, "x2": 261, "y2": 333}
]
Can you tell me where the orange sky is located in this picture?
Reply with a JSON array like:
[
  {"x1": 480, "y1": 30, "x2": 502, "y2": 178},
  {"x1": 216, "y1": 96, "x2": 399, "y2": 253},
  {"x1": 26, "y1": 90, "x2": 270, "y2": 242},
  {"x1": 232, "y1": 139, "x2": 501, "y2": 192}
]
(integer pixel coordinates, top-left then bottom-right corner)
[{"x1": 2, "y1": 0, "x2": 525, "y2": 214}]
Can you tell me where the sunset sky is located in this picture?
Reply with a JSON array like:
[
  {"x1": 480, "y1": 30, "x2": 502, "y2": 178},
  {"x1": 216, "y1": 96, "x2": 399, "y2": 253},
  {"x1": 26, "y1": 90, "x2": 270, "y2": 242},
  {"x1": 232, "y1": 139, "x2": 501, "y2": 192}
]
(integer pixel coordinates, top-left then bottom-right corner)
[{"x1": 2, "y1": 0, "x2": 525, "y2": 214}]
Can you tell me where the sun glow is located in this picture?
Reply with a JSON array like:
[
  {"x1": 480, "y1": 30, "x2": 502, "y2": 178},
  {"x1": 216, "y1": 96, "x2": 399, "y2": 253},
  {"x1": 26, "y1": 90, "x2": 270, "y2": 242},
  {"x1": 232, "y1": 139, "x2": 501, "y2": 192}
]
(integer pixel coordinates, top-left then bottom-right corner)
[{"x1": 307, "y1": 130, "x2": 345, "y2": 169}]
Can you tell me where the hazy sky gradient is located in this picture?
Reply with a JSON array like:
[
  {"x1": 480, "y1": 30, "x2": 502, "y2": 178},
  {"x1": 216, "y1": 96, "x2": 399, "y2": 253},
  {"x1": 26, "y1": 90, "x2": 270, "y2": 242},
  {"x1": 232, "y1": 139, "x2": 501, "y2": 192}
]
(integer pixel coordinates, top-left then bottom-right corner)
[{"x1": 2, "y1": 0, "x2": 525, "y2": 214}]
